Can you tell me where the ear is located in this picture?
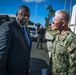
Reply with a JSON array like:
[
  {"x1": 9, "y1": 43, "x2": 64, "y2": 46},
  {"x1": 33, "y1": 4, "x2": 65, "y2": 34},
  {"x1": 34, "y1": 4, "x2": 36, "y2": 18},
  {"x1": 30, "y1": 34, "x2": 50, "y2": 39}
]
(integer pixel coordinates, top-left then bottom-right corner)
[{"x1": 62, "y1": 20, "x2": 66, "y2": 26}]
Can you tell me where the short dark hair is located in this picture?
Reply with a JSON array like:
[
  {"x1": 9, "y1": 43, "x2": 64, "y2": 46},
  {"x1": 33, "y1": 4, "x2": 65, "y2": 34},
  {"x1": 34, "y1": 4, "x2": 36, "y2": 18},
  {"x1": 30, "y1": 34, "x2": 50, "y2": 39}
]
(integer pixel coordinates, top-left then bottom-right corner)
[
  {"x1": 18, "y1": 5, "x2": 30, "y2": 11},
  {"x1": 16, "y1": 5, "x2": 30, "y2": 16}
]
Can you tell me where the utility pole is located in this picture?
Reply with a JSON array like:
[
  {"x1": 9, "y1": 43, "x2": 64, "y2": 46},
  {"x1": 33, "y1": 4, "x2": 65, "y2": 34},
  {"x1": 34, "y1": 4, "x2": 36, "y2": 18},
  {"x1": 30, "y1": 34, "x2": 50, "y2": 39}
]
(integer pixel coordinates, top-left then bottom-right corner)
[
  {"x1": 68, "y1": 0, "x2": 72, "y2": 27},
  {"x1": 70, "y1": 0, "x2": 72, "y2": 16},
  {"x1": 64, "y1": 0, "x2": 67, "y2": 10},
  {"x1": 34, "y1": 2, "x2": 38, "y2": 25}
]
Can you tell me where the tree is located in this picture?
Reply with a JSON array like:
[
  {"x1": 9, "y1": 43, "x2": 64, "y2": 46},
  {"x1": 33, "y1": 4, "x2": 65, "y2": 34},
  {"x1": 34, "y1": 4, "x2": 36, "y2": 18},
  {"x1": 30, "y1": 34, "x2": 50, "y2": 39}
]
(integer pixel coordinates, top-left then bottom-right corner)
[
  {"x1": 35, "y1": 23, "x2": 41, "y2": 29},
  {"x1": 45, "y1": 5, "x2": 55, "y2": 28},
  {"x1": 28, "y1": 20, "x2": 34, "y2": 25}
]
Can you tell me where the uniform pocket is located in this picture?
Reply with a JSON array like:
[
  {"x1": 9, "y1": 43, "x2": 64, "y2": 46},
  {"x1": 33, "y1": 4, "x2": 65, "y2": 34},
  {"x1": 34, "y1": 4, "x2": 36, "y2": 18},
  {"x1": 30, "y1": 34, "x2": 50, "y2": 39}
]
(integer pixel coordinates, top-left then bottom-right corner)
[{"x1": 56, "y1": 45, "x2": 69, "y2": 73}]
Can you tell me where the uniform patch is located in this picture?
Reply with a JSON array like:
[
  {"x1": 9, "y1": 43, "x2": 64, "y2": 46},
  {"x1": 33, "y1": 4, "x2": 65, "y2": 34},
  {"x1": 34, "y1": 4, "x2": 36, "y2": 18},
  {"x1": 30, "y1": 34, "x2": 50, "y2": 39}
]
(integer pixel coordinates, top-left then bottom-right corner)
[{"x1": 67, "y1": 43, "x2": 76, "y2": 53}]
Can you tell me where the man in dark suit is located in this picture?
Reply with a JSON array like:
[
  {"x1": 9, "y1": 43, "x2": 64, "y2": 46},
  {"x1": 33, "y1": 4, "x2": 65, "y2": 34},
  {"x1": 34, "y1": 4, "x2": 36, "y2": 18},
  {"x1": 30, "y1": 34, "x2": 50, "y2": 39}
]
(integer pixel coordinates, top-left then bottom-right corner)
[
  {"x1": 37, "y1": 25, "x2": 45, "y2": 49},
  {"x1": 0, "y1": 5, "x2": 32, "y2": 75}
]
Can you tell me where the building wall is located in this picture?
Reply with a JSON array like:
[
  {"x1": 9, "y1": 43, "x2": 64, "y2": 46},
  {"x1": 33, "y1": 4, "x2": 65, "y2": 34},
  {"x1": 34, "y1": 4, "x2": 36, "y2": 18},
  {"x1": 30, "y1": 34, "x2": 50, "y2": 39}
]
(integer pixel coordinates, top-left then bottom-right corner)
[{"x1": 70, "y1": 4, "x2": 76, "y2": 34}]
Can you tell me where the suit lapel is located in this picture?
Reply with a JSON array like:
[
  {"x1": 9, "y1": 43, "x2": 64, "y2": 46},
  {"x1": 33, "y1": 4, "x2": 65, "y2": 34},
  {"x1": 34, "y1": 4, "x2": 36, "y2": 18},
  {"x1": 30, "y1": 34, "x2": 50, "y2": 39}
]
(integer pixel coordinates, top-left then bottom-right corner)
[{"x1": 13, "y1": 20, "x2": 29, "y2": 49}]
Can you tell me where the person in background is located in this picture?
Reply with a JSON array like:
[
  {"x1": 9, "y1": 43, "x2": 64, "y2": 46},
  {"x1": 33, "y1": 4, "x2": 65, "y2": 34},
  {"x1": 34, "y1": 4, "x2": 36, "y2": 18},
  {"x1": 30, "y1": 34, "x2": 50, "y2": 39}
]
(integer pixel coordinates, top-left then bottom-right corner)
[
  {"x1": 0, "y1": 5, "x2": 32, "y2": 75},
  {"x1": 37, "y1": 25, "x2": 45, "y2": 49},
  {"x1": 47, "y1": 10, "x2": 76, "y2": 75},
  {"x1": 37, "y1": 23, "x2": 41, "y2": 31}
]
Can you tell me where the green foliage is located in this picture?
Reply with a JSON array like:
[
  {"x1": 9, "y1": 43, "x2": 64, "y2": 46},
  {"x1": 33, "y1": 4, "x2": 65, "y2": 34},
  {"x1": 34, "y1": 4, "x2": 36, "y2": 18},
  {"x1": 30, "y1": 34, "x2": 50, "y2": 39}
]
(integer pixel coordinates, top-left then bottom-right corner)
[
  {"x1": 47, "y1": 30, "x2": 58, "y2": 37},
  {"x1": 45, "y1": 5, "x2": 55, "y2": 28},
  {"x1": 35, "y1": 23, "x2": 41, "y2": 28},
  {"x1": 28, "y1": 20, "x2": 34, "y2": 25},
  {"x1": 35, "y1": 23, "x2": 41, "y2": 26}
]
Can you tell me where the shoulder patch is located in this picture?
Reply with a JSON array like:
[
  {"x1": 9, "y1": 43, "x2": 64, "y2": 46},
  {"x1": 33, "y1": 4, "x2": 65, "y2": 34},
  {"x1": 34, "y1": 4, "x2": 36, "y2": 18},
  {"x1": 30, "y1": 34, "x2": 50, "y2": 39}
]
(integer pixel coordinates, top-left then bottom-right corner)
[{"x1": 67, "y1": 43, "x2": 76, "y2": 53}]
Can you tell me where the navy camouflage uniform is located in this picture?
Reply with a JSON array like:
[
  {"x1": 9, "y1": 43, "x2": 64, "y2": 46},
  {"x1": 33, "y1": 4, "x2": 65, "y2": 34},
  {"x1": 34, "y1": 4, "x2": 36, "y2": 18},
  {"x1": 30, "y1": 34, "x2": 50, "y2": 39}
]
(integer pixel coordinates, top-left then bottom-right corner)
[{"x1": 47, "y1": 30, "x2": 76, "y2": 75}]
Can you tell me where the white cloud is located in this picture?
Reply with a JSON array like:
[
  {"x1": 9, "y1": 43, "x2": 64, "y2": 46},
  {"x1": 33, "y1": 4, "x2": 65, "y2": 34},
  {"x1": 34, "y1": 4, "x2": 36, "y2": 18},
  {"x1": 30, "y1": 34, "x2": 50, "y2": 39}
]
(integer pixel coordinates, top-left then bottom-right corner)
[{"x1": 22, "y1": 0, "x2": 46, "y2": 3}]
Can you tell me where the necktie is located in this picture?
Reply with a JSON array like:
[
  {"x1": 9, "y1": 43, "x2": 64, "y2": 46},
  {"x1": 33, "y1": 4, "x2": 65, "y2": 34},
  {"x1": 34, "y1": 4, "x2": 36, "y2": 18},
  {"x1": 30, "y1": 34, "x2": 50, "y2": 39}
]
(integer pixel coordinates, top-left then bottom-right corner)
[{"x1": 22, "y1": 26, "x2": 30, "y2": 47}]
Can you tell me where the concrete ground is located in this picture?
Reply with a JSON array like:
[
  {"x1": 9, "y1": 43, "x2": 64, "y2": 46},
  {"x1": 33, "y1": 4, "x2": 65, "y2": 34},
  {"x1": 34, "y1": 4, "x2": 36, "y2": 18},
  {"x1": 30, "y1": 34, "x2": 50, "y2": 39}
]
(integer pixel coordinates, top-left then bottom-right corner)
[{"x1": 29, "y1": 31, "x2": 53, "y2": 75}]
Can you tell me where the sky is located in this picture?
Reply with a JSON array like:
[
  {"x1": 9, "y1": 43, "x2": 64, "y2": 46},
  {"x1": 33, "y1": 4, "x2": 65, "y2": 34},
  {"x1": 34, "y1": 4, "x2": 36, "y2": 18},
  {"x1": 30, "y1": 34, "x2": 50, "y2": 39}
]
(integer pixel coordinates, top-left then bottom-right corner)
[{"x1": 0, "y1": 0, "x2": 76, "y2": 27}]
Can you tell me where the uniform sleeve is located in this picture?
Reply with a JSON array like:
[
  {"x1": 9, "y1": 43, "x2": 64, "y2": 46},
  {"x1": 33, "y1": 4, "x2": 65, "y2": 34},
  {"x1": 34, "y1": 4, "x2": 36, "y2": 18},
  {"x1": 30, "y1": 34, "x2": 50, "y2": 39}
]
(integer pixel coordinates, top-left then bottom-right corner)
[{"x1": 67, "y1": 41, "x2": 76, "y2": 74}]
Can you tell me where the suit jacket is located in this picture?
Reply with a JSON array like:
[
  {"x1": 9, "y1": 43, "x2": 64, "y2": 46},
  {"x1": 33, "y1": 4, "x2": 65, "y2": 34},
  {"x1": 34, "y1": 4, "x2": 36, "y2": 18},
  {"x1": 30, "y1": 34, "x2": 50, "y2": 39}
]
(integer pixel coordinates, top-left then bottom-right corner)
[{"x1": 0, "y1": 19, "x2": 32, "y2": 75}]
